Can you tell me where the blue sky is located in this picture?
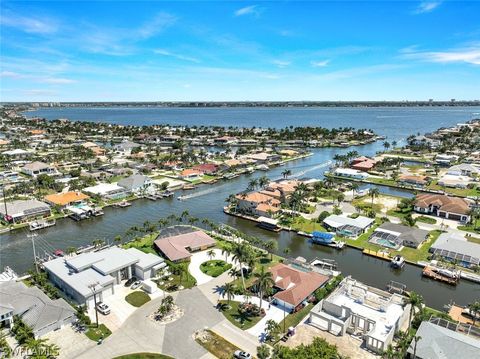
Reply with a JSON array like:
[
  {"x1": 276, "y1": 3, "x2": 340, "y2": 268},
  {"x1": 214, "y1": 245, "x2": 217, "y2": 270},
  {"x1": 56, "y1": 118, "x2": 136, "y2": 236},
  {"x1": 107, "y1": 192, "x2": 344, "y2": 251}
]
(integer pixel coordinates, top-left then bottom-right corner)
[{"x1": 1, "y1": 1, "x2": 479, "y2": 101}]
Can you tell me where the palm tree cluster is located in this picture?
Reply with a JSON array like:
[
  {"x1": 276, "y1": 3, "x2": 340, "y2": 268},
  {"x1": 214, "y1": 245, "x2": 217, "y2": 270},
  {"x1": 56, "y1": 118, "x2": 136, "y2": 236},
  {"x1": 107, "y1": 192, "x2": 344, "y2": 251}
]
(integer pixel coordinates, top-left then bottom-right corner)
[{"x1": 155, "y1": 295, "x2": 175, "y2": 320}]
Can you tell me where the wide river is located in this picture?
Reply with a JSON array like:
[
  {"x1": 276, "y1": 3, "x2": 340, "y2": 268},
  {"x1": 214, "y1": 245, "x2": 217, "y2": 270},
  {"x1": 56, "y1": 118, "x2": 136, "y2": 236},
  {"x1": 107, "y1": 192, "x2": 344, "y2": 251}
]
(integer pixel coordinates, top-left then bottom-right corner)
[{"x1": 4, "y1": 106, "x2": 479, "y2": 309}]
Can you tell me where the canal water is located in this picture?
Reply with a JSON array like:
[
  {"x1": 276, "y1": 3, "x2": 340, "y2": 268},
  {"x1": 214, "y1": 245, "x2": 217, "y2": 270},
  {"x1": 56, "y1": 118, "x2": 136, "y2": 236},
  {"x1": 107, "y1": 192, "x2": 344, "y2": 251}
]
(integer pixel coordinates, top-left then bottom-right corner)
[{"x1": 3, "y1": 107, "x2": 479, "y2": 309}]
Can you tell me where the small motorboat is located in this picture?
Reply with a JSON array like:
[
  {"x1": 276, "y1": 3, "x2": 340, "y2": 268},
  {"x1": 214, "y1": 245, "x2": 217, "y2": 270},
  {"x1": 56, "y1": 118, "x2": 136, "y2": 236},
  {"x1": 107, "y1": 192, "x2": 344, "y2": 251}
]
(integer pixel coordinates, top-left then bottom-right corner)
[
  {"x1": 435, "y1": 268, "x2": 459, "y2": 279},
  {"x1": 390, "y1": 255, "x2": 405, "y2": 269}
]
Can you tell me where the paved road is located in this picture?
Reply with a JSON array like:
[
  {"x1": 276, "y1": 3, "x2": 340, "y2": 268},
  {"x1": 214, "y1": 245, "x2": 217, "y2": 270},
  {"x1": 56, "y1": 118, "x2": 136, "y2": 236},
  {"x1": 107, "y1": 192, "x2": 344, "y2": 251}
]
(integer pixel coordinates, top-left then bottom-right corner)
[{"x1": 76, "y1": 293, "x2": 173, "y2": 359}]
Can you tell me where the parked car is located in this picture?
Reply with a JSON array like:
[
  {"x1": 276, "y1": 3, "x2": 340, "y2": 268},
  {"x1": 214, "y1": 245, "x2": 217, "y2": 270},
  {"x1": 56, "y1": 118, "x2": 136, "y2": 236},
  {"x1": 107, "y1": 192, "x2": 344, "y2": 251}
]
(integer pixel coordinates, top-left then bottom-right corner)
[
  {"x1": 130, "y1": 280, "x2": 142, "y2": 290},
  {"x1": 233, "y1": 351, "x2": 252, "y2": 359},
  {"x1": 124, "y1": 277, "x2": 137, "y2": 287},
  {"x1": 96, "y1": 302, "x2": 110, "y2": 315}
]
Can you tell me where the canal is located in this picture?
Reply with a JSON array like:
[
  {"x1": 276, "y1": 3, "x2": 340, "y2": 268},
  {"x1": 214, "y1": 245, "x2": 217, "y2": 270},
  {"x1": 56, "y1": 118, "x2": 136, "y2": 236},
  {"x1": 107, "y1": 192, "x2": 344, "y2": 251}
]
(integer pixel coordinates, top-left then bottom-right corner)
[{"x1": 1, "y1": 141, "x2": 478, "y2": 310}]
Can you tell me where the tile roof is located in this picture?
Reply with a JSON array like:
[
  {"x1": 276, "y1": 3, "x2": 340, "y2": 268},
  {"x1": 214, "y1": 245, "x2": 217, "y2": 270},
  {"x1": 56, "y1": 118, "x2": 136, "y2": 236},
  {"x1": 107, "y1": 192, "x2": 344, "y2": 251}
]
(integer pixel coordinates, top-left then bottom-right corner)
[
  {"x1": 44, "y1": 191, "x2": 90, "y2": 206},
  {"x1": 414, "y1": 194, "x2": 471, "y2": 215},
  {"x1": 270, "y1": 263, "x2": 329, "y2": 307},
  {"x1": 154, "y1": 230, "x2": 216, "y2": 261}
]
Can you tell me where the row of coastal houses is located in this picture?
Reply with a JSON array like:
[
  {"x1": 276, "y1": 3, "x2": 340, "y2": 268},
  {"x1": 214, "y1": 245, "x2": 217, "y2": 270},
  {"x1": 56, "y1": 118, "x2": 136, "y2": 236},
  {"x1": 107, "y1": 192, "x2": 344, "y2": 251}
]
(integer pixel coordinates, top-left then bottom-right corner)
[
  {"x1": 0, "y1": 173, "x2": 155, "y2": 224},
  {"x1": 234, "y1": 179, "x2": 300, "y2": 217}
]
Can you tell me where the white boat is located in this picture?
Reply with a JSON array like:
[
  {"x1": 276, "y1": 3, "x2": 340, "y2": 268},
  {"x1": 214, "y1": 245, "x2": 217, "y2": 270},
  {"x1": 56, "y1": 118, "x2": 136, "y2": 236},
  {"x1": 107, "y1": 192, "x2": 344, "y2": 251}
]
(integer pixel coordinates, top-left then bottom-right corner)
[
  {"x1": 256, "y1": 164, "x2": 269, "y2": 171},
  {"x1": 390, "y1": 255, "x2": 405, "y2": 269},
  {"x1": 29, "y1": 219, "x2": 56, "y2": 231},
  {"x1": 435, "y1": 268, "x2": 459, "y2": 279}
]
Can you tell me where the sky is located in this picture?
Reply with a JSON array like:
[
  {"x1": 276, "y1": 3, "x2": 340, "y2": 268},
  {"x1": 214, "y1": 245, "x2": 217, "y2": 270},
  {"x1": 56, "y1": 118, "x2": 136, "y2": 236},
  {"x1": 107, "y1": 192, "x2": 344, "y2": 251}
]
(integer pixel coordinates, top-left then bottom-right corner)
[{"x1": 1, "y1": 0, "x2": 479, "y2": 102}]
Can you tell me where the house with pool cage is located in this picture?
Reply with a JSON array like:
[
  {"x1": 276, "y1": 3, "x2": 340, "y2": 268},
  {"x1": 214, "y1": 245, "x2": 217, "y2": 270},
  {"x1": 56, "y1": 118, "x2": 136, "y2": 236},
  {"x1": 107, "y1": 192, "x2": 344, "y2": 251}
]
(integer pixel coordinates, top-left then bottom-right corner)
[{"x1": 368, "y1": 223, "x2": 429, "y2": 249}]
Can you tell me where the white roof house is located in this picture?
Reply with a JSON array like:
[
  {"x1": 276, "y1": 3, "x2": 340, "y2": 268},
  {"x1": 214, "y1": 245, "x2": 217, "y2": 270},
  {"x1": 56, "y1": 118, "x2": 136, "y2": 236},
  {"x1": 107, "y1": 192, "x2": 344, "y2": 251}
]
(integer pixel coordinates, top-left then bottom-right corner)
[
  {"x1": 323, "y1": 214, "x2": 375, "y2": 238},
  {"x1": 309, "y1": 276, "x2": 408, "y2": 354},
  {"x1": 83, "y1": 183, "x2": 127, "y2": 199},
  {"x1": 44, "y1": 247, "x2": 165, "y2": 307},
  {"x1": 430, "y1": 232, "x2": 480, "y2": 267},
  {"x1": 334, "y1": 168, "x2": 369, "y2": 180}
]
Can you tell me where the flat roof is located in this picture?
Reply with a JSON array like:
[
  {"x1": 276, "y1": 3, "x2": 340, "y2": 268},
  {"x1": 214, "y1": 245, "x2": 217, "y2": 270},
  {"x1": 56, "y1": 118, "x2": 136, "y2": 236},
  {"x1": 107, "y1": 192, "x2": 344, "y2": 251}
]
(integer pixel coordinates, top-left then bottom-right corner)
[
  {"x1": 44, "y1": 257, "x2": 114, "y2": 297},
  {"x1": 65, "y1": 247, "x2": 139, "y2": 275},
  {"x1": 125, "y1": 248, "x2": 164, "y2": 270},
  {"x1": 324, "y1": 214, "x2": 374, "y2": 230}
]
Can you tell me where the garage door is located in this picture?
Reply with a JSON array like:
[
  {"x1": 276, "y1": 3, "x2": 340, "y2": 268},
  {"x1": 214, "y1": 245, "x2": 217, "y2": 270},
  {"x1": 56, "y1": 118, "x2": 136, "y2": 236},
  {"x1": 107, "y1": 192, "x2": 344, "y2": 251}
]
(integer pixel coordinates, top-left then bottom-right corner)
[{"x1": 101, "y1": 285, "x2": 114, "y2": 300}]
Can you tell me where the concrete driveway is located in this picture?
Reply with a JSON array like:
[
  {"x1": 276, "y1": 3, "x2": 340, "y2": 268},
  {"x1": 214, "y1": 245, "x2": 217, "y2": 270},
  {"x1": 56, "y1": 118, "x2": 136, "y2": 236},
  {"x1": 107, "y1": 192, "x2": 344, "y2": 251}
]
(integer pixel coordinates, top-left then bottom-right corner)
[{"x1": 44, "y1": 325, "x2": 96, "y2": 359}]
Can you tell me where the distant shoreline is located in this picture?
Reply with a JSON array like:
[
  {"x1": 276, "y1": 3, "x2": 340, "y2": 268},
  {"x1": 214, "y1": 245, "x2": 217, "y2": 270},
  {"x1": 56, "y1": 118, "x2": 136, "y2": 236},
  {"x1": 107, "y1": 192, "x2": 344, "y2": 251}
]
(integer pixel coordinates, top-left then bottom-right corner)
[{"x1": 5, "y1": 100, "x2": 480, "y2": 108}]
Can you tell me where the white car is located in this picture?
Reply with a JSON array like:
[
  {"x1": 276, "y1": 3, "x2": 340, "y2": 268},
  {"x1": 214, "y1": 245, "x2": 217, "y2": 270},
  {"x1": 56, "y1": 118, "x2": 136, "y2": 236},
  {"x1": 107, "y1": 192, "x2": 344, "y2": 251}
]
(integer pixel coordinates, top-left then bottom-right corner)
[
  {"x1": 96, "y1": 302, "x2": 110, "y2": 315},
  {"x1": 233, "y1": 351, "x2": 252, "y2": 359},
  {"x1": 131, "y1": 280, "x2": 142, "y2": 290}
]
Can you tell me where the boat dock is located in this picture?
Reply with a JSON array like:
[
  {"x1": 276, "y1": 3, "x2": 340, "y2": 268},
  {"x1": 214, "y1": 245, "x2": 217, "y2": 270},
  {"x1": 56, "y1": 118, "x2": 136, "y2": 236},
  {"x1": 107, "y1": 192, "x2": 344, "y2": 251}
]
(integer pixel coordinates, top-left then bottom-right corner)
[
  {"x1": 362, "y1": 248, "x2": 391, "y2": 261},
  {"x1": 422, "y1": 266, "x2": 458, "y2": 285},
  {"x1": 29, "y1": 219, "x2": 56, "y2": 231}
]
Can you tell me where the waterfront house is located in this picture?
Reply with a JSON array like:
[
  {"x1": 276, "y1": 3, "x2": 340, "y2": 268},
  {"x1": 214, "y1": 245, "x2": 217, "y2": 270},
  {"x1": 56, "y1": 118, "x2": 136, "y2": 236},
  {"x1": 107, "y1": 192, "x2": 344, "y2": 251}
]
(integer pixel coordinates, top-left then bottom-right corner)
[
  {"x1": 44, "y1": 246, "x2": 165, "y2": 308},
  {"x1": 269, "y1": 263, "x2": 329, "y2": 311},
  {"x1": 179, "y1": 168, "x2": 204, "y2": 179},
  {"x1": 413, "y1": 194, "x2": 471, "y2": 222},
  {"x1": 21, "y1": 161, "x2": 57, "y2": 177},
  {"x1": 118, "y1": 174, "x2": 154, "y2": 194},
  {"x1": 154, "y1": 226, "x2": 216, "y2": 262},
  {"x1": 398, "y1": 174, "x2": 429, "y2": 187},
  {"x1": 309, "y1": 276, "x2": 409, "y2": 355},
  {"x1": 83, "y1": 182, "x2": 128, "y2": 200},
  {"x1": 0, "y1": 170, "x2": 23, "y2": 183},
  {"x1": 369, "y1": 223, "x2": 429, "y2": 249},
  {"x1": 0, "y1": 280, "x2": 75, "y2": 338},
  {"x1": 333, "y1": 168, "x2": 369, "y2": 180},
  {"x1": 429, "y1": 232, "x2": 480, "y2": 268},
  {"x1": 191, "y1": 163, "x2": 219, "y2": 175},
  {"x1": 407, "y1": 319, "x2": 480, "y2": 359},
  {"x1": 235, "y1": 191, "x2": 281, "y2": 216},
  {"x1": 447, "y1": 163, "x2": 480, "y2": 177},
  {"x1": 44, "y1": 191, "x2": 90, "y2": 209},
  {"x1": 437, "y1": 174, "x2": 471, "y2": 189},
  {"x1": 0, "y1": 199, "x2": 51, "y2": 224},
  {"x1": 350, "y1": 157, "x2": 377, "y2": 172},
  {"x1": 114, "y1": 139, "x2": 142, "y2": 155},
  {"x1": 214, "y1": 136, "x2": 237, "y2": 145},
  {"x1": 435, "y1": 154, "x2": 459, "y2": 166},
  {"x1": 323, "y1": 214, "x2": 374, "y2": 238}
]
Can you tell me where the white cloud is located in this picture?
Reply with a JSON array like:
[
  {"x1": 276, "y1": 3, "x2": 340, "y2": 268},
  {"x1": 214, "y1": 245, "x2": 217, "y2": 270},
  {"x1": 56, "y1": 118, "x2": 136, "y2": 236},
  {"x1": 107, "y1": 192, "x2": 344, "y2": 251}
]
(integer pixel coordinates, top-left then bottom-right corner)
[
  {"x1": 154, "y1": 49, "x2": 200, "y2": 63},
  {"x1": 311, "y1": 60, "x2": 330, "y2": 67},
  {"x1": 0, "y1": 71, "x2": 24, "y2": 79},
  {"x1": 0, "y1": 12, "x2": 58, "y2": 34},
  {"x1": 273, "y1": 60, "x2": 291, "y2": 68},
  {"x1": 136, "y1": 12, "x2": 177, "y2": 39},
  {"x1": 40, "y1": 77, "x2": 77, "y2": 84},
  {"x1": 401, "y1": 45, "x2": 480, "y2": 65},
  {"x1": 235, "y1": 5, "x2": 260, "y2": 17},
  {"x1": 413, "y1": 1, "x2": 442, "y2": 14},
  {"x1": 23, "y1": 89, "x2": 57, "y2": 96}
]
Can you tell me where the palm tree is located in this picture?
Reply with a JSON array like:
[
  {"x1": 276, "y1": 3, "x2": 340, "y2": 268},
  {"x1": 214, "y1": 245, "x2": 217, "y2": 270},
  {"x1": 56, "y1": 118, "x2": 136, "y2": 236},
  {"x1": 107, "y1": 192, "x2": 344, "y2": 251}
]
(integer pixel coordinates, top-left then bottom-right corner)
[
  {"x1": 351, "y1": 182, "x2": 359, "y2": 198},
  {"x1": 254, "y1": 266, "x2": 275, "y2": 310},
  {"x1": 258, "y1": 175, "x2": 269, "y2": 188},
  {"x1": 207, "y1": 249, "x2": 216, "y2": 261},
  {"x1": 383, "y1": 141, "x2": 391, "y2": 152},
  {"x1": 247, "y1": 178, "x2": 259, "y2": 191},
  {"x1": 232, "y1": 242, "x2": 251, "y2": 290},
  {"x1": 281, "y1": 169, "x2": 292, "y2": 179},
  {"x1": 222, "y1": 282, "x2": 236, "y2": 305},
  {"x1": 412, "y1": 335, "x2": 422, "y2": 359},
  {"x1": 369, "y1": 187, "x2": 380, "y2": 206},
  {"x1": 222, "y1": 245, "x2": 232, "y2": 263},
  {"x1": 467, "y1": 301, "x2": 480, "y2": 326},
  {"x1": 283, "y1": 247, "x2": 291, "y2": 257},
  {"x1": 263, "y1": 239, "x2": 278, "y2": 261},
  {"x1": 408, "y1": 292, "x2": 424, "y2": 330}
]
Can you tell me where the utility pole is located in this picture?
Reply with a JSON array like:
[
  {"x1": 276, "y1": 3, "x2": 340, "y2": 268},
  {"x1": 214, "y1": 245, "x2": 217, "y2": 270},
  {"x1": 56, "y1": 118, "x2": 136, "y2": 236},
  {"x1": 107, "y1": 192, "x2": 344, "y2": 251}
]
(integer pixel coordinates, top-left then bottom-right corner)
[
  {"x1": 88, "y1": 282, "x2": 100, "y2": 328},
  {"x1": 28, "y1": 233, "x2": 39, "y2": 273}
]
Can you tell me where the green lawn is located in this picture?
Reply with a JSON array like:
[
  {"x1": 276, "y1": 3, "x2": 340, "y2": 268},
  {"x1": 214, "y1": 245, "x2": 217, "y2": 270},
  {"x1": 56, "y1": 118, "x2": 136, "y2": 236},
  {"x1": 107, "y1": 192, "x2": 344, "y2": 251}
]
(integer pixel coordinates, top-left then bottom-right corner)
[
  {"x1": 277, "y1": 303, "x2": 314, "y2": 336},
  {"x1": 467, "y1": 236, "x2": 480, "y2": 245},
  {"x1": 218, "y1": 300, "x2": 263, "y2": 330},
  {"x1": 195, "y1": 329, "x2": 241, "y2": 359},
  {"x1": 123, "y1": 233, "x2": 159, "y2": 254},
  {"x1": 458, "y1": 219, "x2": 480, "y2": 235},
  {"x1": 230, "y1": 252, "x2": 283, "y2": 289},
  {"x1": 114, "y1": 353, "x2": 174, "y2": 359},
  {"x1": 387, "y1": 209, "x2": 412, "y2": 219},
  {"x1": 290, "y1": 217, "x2": 327, "y2": 233},
  {"x1": 85, "y1": 324, "x2": 112, "y2": 341},
  {"x1": 156, "y1": 261, "x2": 197, "y2": 292},
  {"x1": 200, "y1": 260, "x2": 232, "y2": 277},
  {"x1": 427, "y1": 182, "x2": 479, "y2": 197},
  {"x1": 416, "y1": 215, "x2": 437, "y2": 224},
  {"x1": 125, "y1": 291, "x2": 151, "y2": 307}
]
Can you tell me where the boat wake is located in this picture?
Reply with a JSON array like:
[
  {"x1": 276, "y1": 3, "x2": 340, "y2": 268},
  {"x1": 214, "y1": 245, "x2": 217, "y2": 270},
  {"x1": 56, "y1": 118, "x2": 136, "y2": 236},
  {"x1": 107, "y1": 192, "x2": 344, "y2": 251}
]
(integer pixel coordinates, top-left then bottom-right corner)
[
  {"x1": 179, "y1": 186, "x2": 226, "y2": 200},
  {"x1": 290, "y1": 160, "x2": 333, "y2": 178}
]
